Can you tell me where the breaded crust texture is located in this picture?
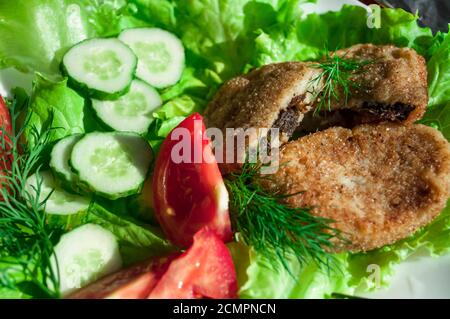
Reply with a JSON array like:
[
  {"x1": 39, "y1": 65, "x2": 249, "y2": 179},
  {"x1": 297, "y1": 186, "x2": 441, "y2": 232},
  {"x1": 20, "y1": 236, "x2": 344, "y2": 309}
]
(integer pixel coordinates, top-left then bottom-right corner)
[{"x1": 261, "y1": 124, "x2": 450, "y2": 252}]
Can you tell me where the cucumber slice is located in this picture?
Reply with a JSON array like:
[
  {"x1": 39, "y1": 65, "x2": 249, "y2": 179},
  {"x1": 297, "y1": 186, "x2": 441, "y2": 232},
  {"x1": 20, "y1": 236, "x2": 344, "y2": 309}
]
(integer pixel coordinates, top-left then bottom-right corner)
[
  {"x1": 70, "y1": 132, "x2": 153, "y2": 199},
  {"x1": 119, "y1": 28, "x2": 185, "y2": 88},
  {"x1": 62, "y1": 38, "x2": 137, "y2": 99},
  {"x1": 25, "y1": 171, "x2": 91, "y2": 215},
  {"x1": 50, "y1": 134, "x2": 84, "y2": 192},
  {"x1": 51, "y1": 223, "x2": 122, "y2": 295},
  {"x1": 91, "y1": 80, "x2": 162, "y2": 134}
]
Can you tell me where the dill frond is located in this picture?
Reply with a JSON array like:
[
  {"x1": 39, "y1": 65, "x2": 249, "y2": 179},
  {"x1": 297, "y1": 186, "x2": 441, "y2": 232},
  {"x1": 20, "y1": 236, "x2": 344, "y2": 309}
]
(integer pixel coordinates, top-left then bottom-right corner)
[
  {"x1": 309, "y1": 50, "x2": 372, "y2": 114},
  {"x1": 225, "y1": 162, "x2": 343, "y2": 274},
  {"x1": 0, "y1": 96, "x2": 60, "y2": 298}
]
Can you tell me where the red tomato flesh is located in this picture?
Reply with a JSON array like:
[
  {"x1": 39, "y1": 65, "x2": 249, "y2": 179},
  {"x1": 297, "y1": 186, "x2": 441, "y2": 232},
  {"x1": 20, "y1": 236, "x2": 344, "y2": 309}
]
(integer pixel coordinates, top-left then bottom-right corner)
[
  {"x1": 148, "y1": 228, "x2": 238, "y2": 299},
  {"x1": 69, "y1": 228, "x2": 238, "y2": 299},
  {"x1": 69, "y1": 255, "x2": 176, "y2": 299},
  {"x1": 152, "y1": 113, "x2": 232, "y2": 247},
  {"x1": 0, "y1": 96, "x2": 12, "y2": 199}
]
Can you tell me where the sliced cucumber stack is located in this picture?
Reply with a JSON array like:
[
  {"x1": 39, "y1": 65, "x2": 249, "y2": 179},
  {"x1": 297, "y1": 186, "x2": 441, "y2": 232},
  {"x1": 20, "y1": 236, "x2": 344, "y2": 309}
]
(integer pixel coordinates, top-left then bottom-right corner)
[
  {"x1": 91, "y1": 80, "x2": 162, "y2": 134},
  {"x1": 25, "y1": 171, "x2": 91, "y2": 215},
  {"x1": 119, "y1": 28, "x2": 185, "y2": 88},
  {"x1": 62, "y1": 38, "x2": 137, "y2": 99},
  {"x1": 50, "y1": 134, "x2": 84, "y2": 192},
  {"x1": 70, "y1": 132, "x2": 152, "y2": 200},
  {"x1": 51, "y1": 223, "x2": 122, "y2": 296}
]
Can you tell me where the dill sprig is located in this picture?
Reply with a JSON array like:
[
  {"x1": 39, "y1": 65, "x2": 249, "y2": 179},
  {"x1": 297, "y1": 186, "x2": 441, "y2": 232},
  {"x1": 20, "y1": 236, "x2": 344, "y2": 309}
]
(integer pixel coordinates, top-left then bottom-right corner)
[
  {"x1": 0, "y1": 96, "x2": 60, "y2": 298},
  {"x1": 309, "y1": 50, "x2": 372, "y2": 114},
  {"x1": 225, "y1": 162, "x2": 342, "y2": 274}
]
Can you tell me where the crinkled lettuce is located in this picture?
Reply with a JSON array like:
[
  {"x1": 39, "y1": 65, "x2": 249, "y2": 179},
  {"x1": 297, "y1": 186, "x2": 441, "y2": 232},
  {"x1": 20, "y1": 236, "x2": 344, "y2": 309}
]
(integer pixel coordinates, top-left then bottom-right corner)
[
  {"x1": 1, "y1": 0, "x2": 450, "y2": 299},
  {"x1": 24, "y1": 74, "x2": 87, "y2": 148},
  {"x1": 252, "y1": 6, "x2": 435, "y2": 66},
  {"x1": 227, "y1": 7, "x2": 450, "y2": 299},
  {"x1": 0, "y1": 0, "x2": 144, "y2": 75},
  {"x1": 86, "y1": 203, "x2": 175, "y2": 265},
  {"x1": 47, "y1": 201, "x2": 175, "y2": 265}
]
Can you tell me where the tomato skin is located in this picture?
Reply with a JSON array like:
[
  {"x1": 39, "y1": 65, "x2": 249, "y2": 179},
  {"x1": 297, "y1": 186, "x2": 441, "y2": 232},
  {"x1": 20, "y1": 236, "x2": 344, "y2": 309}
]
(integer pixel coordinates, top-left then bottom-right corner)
[
  {"x1": 0, "y1": 96, "x2": 12, "y2": 137},
  {"x1": 0, "y1": 96, "x2": 12, "y2": 199},
  {"x1": 69, "y1": 229, "x2": 238, "y2": 299},
  {"x1": 148, "y1": 228, "x2": 238, "y2": 299},
  {"x1": 153, "y1": 113, "x2": 232, "y2": 248},
  {"x1": 68, "y1": 255, "x2": 176, "y2": 299}
]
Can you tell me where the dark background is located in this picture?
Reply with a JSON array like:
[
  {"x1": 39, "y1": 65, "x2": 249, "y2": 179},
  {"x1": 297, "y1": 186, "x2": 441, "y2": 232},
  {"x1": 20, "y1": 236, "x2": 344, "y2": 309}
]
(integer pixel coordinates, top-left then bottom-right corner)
[{"x1": 361, "y1": 0, "x2": 450, "y2": 33}]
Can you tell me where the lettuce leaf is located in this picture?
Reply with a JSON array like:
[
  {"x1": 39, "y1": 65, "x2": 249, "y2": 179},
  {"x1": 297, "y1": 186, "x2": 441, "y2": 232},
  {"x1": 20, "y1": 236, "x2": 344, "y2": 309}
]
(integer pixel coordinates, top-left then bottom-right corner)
[
  {"x1": 85, "y1": 203, "x2": 174, "y2": 265},
  {"x1": 131, "y1": 0, "x2": 308, "y2": 81},
  {"x1": 135, "y1": 0, "x2": 313, "y2": 145},
  {"x1": 427, "y1": 30, "x2": 450, "y2": 108},
  {"x1": 252, "y1": 6, "x2": 435, "y2": 66},
  {"x1": 1, "y1": 0, "x2": 450, "y2": 299},
  {"x1": 24, "y1": 74, "x2": 87, "y2": 148},
  {"x1": 227, "y1": 6, "x2": 450, "y2": 299},
  {"x1": 0, "y1": 0, "x2": 143, "y2": 75},
  {"x1": 56, "y1": 202, "x2": 175, "y2": 266}
]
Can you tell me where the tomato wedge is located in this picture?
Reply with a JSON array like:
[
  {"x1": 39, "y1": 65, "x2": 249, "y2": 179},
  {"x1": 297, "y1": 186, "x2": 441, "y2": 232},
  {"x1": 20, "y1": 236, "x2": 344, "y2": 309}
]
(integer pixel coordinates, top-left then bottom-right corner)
[
  {"x1": 0, "y1": 96, "x2": 12, "y2": 199},
  {"x1": 148, "y1": 228, "x2": 238, "y2": 299},
  {"x1": 152, "y1": 113, "x2": 232, "y2": 247},
  {"x1": 69, "y1": 228, "x2": 238, "y2": 299},
  {"x1": 69, "y1": 255, "x2": 176, "y2": 299},
  {"x1": 0, "y1": 96, "x2": 12, "y2": 138}
]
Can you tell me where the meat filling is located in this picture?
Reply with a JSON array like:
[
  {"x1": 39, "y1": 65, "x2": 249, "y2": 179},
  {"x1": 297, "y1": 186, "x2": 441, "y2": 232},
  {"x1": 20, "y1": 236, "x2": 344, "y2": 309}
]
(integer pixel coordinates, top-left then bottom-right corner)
[
  {"x1": 272, "y1": 107, "x2": 301, "y2": 137},
  {"x1": 296, "y1": 102, "x2": 416, "y2": 134}
]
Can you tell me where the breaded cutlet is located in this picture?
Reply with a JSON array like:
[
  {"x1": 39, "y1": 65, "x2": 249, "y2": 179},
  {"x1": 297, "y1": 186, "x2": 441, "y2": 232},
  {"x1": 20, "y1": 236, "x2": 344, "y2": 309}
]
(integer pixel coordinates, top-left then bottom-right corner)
[
  {"x1": 259, "y1": 123, "x2": 450, "y2": 252},
  {"x1": 204, "y1": 44, "x2": 428, "y2": 142}
]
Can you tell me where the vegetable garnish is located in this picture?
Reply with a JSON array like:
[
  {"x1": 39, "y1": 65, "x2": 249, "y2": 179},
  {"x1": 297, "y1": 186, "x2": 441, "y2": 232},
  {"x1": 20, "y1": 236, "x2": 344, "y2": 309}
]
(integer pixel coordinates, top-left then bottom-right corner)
[
  {"x1": 0, "y1": 96, "x2": 60, "y2": 298},
  {"x1": 225, "y1": 161, "x2": 342, "y2": 273},
  {"x1": 71, "y1": 227, "x2": 238, "y2": 299},
  {"x1": 152, "y1": 113, "x2": 232, "y2": 248},
  {"x1": 309, "y1": 51, "x2": 372, "y2": 114}
]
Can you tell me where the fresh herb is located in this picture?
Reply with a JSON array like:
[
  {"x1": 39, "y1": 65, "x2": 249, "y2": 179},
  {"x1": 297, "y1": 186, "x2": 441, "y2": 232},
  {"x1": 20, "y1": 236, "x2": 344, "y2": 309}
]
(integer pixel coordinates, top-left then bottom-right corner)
[
  {"x1": 0, "y1": 96, "x2": 60, "y2": 298},
  {"x1": 309, "y1": 50, "x2": 372, "y2": 114},
  {"x1": 225, "y1": 162, "x2": 343, "y2": 274}
]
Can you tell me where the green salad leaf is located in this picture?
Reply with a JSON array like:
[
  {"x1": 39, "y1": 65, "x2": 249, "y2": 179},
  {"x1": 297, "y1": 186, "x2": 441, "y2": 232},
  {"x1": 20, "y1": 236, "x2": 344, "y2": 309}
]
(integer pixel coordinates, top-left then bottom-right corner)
[
  {"x1": 226, "y1": 6, "x2": 450, "y2": 299},
  {"x1": 427, "y1": 31, "x2": 450, "y2": 108},
  {"x1": 252, "y1": 6, "x2": 435, "y2": 66},
  {"x1": 134, "y1": 0, "x2": 314, "y2": 146},
  {"x1": 1, "y1": 0, "x2": 450, "y2": 299},
  {"x1": 85, "y1": 203, "x2": 174, "y2": 265},
  {"x1": 132, "y1": 0, "x2": 308, "y2": 80},
  {"x1": 45, "y1": 201, "x2": 175, "y2": 266},
  {"x1": 24, "y1": 74, "x2": 86, "y2": 148},
  {"x1": 0, "y1": 0, "x2": 143, "y2": 75}
]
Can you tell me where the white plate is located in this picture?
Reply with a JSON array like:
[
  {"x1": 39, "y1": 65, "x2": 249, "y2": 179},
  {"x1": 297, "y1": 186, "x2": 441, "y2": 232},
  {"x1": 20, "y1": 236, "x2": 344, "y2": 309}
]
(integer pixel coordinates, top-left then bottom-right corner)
[{"x1": 1, "y1": 0, "x2": 449, "y2": 299}]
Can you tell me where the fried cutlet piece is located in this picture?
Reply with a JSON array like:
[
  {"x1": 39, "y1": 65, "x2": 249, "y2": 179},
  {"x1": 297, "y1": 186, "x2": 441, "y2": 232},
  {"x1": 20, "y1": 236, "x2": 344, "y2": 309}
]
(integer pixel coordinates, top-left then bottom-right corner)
[
  {"x1": 310, "y1": 44, "x2": 428, "y2": 128},
  {"x1": 204, "y1": 44, "x2": 427, "y2": 138},
  {"x1": 204, "y1": 62, "x2": 321, "y2": 143},
  {"x1": 260, "y1": 123, "x2": 450, "y2": 252}
]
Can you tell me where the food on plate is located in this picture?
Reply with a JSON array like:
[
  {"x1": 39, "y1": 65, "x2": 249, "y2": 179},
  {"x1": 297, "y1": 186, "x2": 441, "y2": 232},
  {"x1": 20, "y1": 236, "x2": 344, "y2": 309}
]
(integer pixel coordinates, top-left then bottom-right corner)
[
  {"x1": 69, "y1": 255, "x2": 175, "y2": 299},
  {"x1": 260, "y1": 123, "x2": 450, "y2": 252},
  {"x1": 204, "y1": 62, "x2": 321, "y2": 143},
  {"x1": 51, "y1": 223, "x2": 123, "y2": 296},
  {"x1": 204, "y1": 44, "x2": 427, "y2": 150},
  {"x1": 152, "y1": 113, "x2": 232, "y2": 248},
  {"x1": 70, "y1": 228, "x2": 238, "y2": 299},
  {"x1": 0, "y1": 96, "x2": 12, "y2": 199},
  {"x1": 309, "y1": 44, "x2": 428, "y2": 126},
  {"x1": 0, "y1": 1, "x2": 449, "y2": 300},
  {"x1": 91, "y1": 79, "x2": 162, "y2": 134},
  {"x1": 69, "y1": 132, "x2": 153, "y2": 200},
  {"x1": 61, "y1": 38, "x2": 138, "y2": 99},
  {"x1": 118, "y1": 28, "x2": 185, "y2": 89},
  {"x1": 25, "y1": 170, "x2": 91, "y2": 215}
]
